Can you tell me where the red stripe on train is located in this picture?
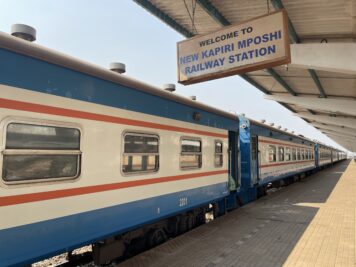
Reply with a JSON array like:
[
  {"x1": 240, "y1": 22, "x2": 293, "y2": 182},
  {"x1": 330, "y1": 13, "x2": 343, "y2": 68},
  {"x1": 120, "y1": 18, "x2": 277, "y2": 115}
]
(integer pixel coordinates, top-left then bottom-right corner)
[{"x1": 0, "y1": 170, "x2": 228, "y2": 207}]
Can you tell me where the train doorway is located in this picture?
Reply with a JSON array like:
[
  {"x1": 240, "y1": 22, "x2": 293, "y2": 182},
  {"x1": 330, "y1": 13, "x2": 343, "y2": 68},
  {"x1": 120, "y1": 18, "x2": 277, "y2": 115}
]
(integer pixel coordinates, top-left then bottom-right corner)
[
  {"x1": 251, "y1": 135, "x2": 259, "y2": 185},
  {"x1": 228, "y1": 130, "x2": 239, "y2": 190}
]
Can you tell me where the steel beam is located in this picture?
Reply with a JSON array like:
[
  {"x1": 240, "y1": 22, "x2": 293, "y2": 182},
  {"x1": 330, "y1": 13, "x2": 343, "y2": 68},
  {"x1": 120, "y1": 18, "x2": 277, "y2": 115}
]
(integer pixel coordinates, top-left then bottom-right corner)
[
  {"x1": 295, "y1": 112, "x2": 356, "y2": 130},
  {"x1": 240, "y1": 74, "x2": 270, "y2": 94},
  {"x1": 271, "y1": 0, "x2": 327, "y2": 98},
  {"x1": 325, "y1": 134, "x2": 356, "y2": 151},
  {"x1": 196, "y1": 0, "x2": 230, "y2": 26},
  {"x1": 311, "y1": 122, "x2": 356, "y2": 136},
  {"x1": 265, "y1": 94, "x2": 356, "y2": 117},
  {"x1": 266, "y1": 69, "x2": 297, "y2": 96},
  {"x1": 271, "y1": 0, "x2": 299, "y2": 43},
  {"x1": 133, "y1": 0, "x2": 194, "y2": 38},
  {"x1": 308, "y1": 69, "x2": 327, "y2": 98},
  {"x1": 320, "y1": 129, "x2": 356, "y2": 139}
]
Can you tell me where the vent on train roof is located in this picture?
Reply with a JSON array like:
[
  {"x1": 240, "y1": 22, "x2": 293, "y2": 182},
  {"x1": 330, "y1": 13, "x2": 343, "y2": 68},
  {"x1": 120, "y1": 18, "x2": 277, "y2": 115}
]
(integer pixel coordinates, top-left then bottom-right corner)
[
  {"x1": 109, "y1": 62, "x2": 126, "y2": 74},
  {"x1": 162, "y1": 83, "x2": 176, "y2": 92},
  {"x1": 190, "y1": 96, "x2": 196, "y2": 101},
  {"x1": 11, "y1": 24, "x2": 36, "y2": 42}
]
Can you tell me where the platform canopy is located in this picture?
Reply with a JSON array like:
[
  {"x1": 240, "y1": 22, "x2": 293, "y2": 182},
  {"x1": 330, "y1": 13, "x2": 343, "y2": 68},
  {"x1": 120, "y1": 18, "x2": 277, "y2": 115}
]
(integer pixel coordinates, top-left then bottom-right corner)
[{"x1": 134, "y1": 0, "x2": 356, "y2": 152}]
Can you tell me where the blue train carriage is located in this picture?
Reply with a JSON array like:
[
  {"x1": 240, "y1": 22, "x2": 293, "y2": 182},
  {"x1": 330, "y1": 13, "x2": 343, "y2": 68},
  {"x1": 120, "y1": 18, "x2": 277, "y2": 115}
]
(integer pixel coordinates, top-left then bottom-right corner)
[
  {"x1": 0, "y1": 30, "x2": 241, "y2": 266},
  {"x1": 316, "y1": 142, "x2": 334, "y2": 168},
  {"x1": 237, "y1": 116, "x2": 317, "y2": 200}
]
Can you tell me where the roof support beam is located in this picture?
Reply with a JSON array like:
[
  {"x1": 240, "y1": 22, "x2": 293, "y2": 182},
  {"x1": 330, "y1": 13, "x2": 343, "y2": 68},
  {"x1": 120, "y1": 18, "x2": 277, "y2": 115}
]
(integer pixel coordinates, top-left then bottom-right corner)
[
  {"x1": 290, "y1": 43, "x2": 356, "y2": 75},
  {"x1": 196, "y1": 0, "x2": 230, "y2": 26},
  {"x1": 307, "y1": 69, "x2": 327, "y2": 98},
  {"x1": 240, "y1": 74, "x2": 270, "y2": 94},
  {"x1": 320, "y1": 129, "x2": 356, "y2": 139},
  {"x1": 133, "y1": 0, "x2": 194, "y2": 38},
  {"x1": 266, "y1": 69, "x2": 297, "y2": 96},
  {"x1": 295, "y1": 112, "x2": 356, "y2": 130},
  {"x1": 311, "y1": 122, "x2": 356, "y2": 136},
  {"x1": 271, "y1": 0, "x2": 326, "y2": 98},
  {"x1": 325, "y1": 134, "x2": 356, "y2": 151},
  {"x1": 271, "y1": 0, "x2": 299, "y2": 43},
  {"x1": 264, "y1": 94, "x2": 356, "y2": 116}
]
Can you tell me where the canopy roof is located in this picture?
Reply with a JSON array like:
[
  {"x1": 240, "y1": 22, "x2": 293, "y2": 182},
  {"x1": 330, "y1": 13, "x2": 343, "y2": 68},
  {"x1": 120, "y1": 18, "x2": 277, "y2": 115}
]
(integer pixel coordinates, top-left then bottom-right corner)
[{"x1": 134, "y1": 0, "x2": 356, "y2": 152}]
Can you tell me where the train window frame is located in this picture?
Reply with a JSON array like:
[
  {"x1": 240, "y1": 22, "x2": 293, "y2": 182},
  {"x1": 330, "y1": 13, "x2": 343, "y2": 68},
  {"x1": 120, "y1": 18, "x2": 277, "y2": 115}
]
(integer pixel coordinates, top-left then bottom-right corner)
[
  {"x1": 180, "y1": 137, "x2": 202, "y2": 170},
  {"x1": 285, "y1": 147, "x2": 291, "y2": 161},
  {"x1": 278, "y1": 146, "x2": 285, "y2": 162},
  {"x1": 121, "y1": 132, "x2": 160, "y2": 175},
  {"x1": 214, "y1": 140, "x2": 223, "y2": 168},
  {"x1": 297, "y1": 148, "x2": 301, "y2": 161},
  {"x1": 268, "y1": 145, "x2": 277, "y2": 163},
  {"x1": 292, "y1": 148, "x2": 297, "y2": 161},
  {"x1": 1, "y1": 119, "x2": 82, "y2": 185}
]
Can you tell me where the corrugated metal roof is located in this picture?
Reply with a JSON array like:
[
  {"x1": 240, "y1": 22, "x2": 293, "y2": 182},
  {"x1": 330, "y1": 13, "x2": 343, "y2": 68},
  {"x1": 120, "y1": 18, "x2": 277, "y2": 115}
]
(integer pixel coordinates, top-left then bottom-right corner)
[{"x1": 134, "y1": 0, "x2": 356, "y2": 152}]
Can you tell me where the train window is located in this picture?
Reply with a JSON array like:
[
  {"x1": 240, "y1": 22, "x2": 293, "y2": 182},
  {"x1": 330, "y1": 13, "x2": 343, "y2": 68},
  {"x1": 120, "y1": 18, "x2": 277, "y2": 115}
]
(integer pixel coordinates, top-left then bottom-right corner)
[
  {"x1": 180, "y1": 138, "x2": 202, "y2": 169},
  {"x1": 278, "y1": 146, "x2": 285, "y2": 161},
  {"x1": 3, "y1": 123, "x2": 81, "y2": 182},
  {"x1": 285, "y1": 147, "x2": 291, "y2": 161},
  {"x1": 297, "y1": 149, "x2": 301, "y2": 160},
  {"x1": 292, "y1": 148, "x2": 296, "y2": 161},
  {"x1": 301, "y1": 150, "x2": 305, "y2": 160},
  {"x1": 214, "y1": 141, "x2": 223, "y2": 167},
  {"x1": 268, "y1": 145, "x2": 277, "y2": 162},
  {"x1": 122, "y1": 133, "x2": 159, "y2": 174}
]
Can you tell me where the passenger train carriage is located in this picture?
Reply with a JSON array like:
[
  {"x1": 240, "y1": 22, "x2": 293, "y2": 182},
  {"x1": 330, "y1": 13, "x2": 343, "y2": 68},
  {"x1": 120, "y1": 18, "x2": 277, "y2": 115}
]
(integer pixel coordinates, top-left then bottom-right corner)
[{"x1": 0, "y1": 30, "x2": 346, "y2": 266}]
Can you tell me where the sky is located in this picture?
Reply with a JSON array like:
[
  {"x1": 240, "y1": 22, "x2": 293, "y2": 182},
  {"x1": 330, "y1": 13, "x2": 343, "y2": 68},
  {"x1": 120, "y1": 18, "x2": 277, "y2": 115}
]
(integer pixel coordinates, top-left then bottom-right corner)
[{"x1": 0, "y1": 0, "x2": 348, "y2": 152}]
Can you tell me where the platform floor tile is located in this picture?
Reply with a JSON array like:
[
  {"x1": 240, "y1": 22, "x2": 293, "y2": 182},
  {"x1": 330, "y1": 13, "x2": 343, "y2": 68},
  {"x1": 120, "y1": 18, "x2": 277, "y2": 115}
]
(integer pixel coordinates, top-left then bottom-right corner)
[{"x1": 120, "y1": 161, "x2": 355, "y2": 267}]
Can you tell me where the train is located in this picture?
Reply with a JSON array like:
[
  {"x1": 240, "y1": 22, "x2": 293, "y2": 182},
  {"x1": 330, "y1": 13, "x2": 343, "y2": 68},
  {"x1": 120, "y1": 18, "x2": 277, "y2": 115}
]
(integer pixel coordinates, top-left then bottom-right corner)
[{"x1": 0, "y1": 28, "x2": 347, "y2": 266}]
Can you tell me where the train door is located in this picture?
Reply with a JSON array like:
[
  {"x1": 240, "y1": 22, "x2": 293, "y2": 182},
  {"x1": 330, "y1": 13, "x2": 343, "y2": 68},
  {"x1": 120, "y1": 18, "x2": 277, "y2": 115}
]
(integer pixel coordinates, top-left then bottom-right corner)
[
  {"x1": 251, "y1": 135, "x2": 259, "y2": 185},
  {"x1": 228, "y1": 130, "x2": 239, "y2": 190}
]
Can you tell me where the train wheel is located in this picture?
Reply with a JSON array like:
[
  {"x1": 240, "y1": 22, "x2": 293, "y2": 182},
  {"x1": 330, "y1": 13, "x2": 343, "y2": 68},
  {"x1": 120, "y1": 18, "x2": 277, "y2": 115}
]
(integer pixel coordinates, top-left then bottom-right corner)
[
  {"x1": 186, "y1": 213, "x2": 196, "y2": 231},
  {"x1": 146, "y1": 228, "x2": 167, "y2": 248}
]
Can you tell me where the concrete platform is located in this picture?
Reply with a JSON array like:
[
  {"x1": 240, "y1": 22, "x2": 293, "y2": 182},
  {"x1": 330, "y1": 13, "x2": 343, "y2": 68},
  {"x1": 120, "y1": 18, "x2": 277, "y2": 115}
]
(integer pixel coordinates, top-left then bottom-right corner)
[{"x1": 120, "y1": 160, "x2": 356, "y2": 267}]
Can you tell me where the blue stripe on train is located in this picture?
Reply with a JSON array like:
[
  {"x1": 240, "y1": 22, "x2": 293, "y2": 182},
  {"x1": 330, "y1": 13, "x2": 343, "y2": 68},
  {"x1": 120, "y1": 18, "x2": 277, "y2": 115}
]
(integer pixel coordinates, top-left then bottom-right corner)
[
  {"x1": 0, "y1": 182, "x2": 228, "y2": 267},
  {"x1": 0, "y1": 48, "x2": 236, "y2": 130},
  {"x1": 259, "y1": 166, "x2": 316, "y2": 185}
]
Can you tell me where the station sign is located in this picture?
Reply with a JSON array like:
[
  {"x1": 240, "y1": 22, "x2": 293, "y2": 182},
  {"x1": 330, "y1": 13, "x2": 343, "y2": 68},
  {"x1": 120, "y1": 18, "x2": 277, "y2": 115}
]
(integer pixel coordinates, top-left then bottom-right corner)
[{"x1": 177, "y1": 10, "x2": 290, "y2": 85}]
